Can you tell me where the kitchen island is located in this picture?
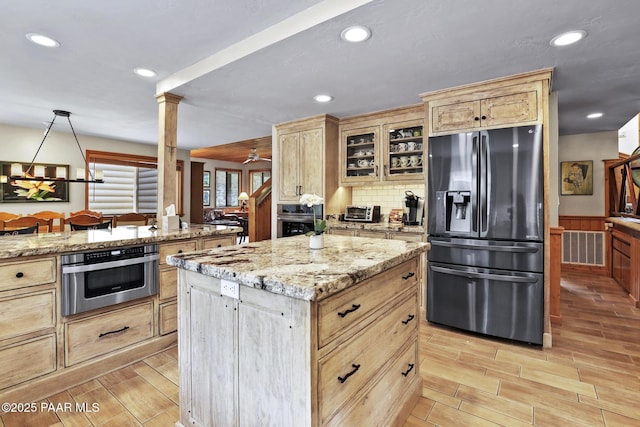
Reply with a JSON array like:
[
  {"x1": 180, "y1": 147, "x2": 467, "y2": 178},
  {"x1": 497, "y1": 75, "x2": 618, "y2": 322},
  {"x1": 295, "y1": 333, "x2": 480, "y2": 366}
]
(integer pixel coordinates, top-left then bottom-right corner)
[
  {"x1": 0, "y1": 224, "x2": 240, "y2": 404},
  {"x1": 167, "y1": 234, "x2": 429, "y2": 427}
]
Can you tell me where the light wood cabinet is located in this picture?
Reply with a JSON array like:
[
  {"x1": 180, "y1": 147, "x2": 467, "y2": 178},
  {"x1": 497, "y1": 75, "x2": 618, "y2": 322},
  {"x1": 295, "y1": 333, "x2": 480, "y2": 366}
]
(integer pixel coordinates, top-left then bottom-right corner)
[
  {"x1": 275, "y1": 114, "x2": 350, "y2": 216},
  {"x1": 158, "y1": 235, "x2": 236, "y2": 335},
  {"x1": 177, "y1": 256, "x2": 421, "y2": 427},
  {"x1": 276, "y1": 115, "x2": 334, "y2": 200},
  {"x1": 0, "y1": 256, "x2": 58, "y2": 392},
  {"x1": 339, "y1": 105, "x2": 425, "y2": 186},
  {"x1": 0, "y1": 334, "x2": 57, "y2": 390},
  {"x1": 422, "y1": 73, "x2": 548, "y2": 136}
]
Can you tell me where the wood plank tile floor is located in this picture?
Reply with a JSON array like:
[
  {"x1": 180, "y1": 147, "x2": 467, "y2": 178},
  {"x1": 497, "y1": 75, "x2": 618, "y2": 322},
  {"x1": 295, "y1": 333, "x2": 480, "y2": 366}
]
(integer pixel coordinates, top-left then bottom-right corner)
[{"x1": 3, "y1": 272, "x2": 639, "y2": 426}]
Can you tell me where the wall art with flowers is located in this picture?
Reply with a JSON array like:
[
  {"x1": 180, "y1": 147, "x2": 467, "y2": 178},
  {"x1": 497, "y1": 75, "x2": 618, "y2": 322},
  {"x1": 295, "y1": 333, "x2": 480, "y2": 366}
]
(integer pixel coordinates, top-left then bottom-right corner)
[{"x1": 0, "y1": 162, "x2": 70, "y2": 203}]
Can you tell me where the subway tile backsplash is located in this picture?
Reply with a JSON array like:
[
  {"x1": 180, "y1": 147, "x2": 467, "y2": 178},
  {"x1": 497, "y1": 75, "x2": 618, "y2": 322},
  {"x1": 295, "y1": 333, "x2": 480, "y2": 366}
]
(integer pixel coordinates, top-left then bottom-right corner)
[{"x1": 351, "y1": 184, "x2": 425, "y2": 222}]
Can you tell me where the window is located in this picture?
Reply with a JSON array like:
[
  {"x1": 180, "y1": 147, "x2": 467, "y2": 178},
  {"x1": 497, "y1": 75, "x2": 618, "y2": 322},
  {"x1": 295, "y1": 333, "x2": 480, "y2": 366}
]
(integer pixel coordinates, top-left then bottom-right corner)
[
  {"x1": 86, "y1": 150, "x2": 183, "y2": 215},
  {"x1": 250, "y1": 170, "x2": 271, "y2": 194},
  {"x1": 215, "y1": 169, "x2": 241, "y2": 208}
]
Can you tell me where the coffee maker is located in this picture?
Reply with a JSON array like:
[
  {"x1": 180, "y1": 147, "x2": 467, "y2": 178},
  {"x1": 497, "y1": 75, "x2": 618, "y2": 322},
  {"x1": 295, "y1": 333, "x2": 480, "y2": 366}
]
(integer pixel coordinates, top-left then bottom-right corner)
[{"x1": 403, "y1": 190, "x2": 424, "y2": 225}]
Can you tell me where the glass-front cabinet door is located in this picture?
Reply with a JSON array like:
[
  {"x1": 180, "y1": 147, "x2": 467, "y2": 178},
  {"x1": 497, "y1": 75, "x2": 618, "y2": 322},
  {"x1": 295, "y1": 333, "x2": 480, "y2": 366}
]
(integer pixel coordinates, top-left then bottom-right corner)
[
  {"x1": 341, "y1": 126, "x2": 380, "y2": 184},
  {"x1": 383, "y1": 120, "x2": 425, "y2": 181}
]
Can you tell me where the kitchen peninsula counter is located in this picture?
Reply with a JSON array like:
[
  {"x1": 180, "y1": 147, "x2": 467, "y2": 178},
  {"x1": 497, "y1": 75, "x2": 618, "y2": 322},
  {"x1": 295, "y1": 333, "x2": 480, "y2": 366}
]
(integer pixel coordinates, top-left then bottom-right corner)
[
  {"x1": 0, "y1": 224, "x2": 240, "y2": 259},
  {"x1": 168, "y1": 235, "x2": 428, "y2": 427}
]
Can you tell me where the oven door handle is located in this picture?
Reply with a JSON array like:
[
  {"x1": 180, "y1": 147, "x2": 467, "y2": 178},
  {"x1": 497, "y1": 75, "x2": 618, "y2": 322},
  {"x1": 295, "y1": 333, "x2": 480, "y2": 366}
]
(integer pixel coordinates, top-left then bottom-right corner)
[{"x1": 62, "y1": 254, "x2": 159, "y2": 274}]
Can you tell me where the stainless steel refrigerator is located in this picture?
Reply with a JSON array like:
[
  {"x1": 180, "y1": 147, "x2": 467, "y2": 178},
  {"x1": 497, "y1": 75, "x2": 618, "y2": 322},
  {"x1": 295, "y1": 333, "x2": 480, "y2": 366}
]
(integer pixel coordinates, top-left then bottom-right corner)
[{"x1": 427, "y1": 124, "x2": 544, "y2": 345}]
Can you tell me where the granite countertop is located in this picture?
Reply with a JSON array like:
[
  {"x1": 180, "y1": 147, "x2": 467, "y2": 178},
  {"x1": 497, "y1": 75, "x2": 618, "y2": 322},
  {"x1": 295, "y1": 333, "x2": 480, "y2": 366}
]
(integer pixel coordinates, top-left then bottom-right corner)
[
  {"x1": 167, "y1": 234, "x2": 429, "y2": 301},
  {"x1": 328, "y1": 220, "x2": 424, "y2": 234},
  {"x1": 0, "y1": 224, "x2": 241, "y2": 259}
]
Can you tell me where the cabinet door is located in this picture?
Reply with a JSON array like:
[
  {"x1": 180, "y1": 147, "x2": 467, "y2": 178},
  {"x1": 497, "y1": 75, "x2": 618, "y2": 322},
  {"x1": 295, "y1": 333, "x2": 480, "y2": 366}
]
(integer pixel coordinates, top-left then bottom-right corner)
[
  {"x1": 180, "y1": 271, "x2": 237, "y2": 426},
  {"x1": 384, "y1": 120, "x2": 425, "y2": 182},
  {"x1": 431, "y1": 99, "x2": 481, "y2": 134},
  {"x1": 299, "y1": 128, "x2": 324, "y2": 197},
  {"x1": 340, "y1": 126, "x2": 380, "y2": 185},
  {"x1": 278, "y1": 132, "x2": 301, "y2": 201},
  {"x1": 481, "y1": 90, "x2": 538, "y2": 128}
]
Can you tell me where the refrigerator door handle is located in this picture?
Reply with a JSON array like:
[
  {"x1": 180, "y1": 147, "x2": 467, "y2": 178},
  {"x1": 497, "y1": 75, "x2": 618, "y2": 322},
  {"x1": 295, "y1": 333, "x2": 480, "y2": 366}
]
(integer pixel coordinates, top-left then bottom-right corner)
[
  {"x1": 431, "y1": 240, "x2": 540, "y2": 253},
  {"x1": 479, "y1": 132, "x2": 489, "y2": 236},
  {"x1": 471, "y1": 135, "x2": 478, "y2": 233},
  {"x1": 431, "y1": 265, "x2": 538, "y2": 283}
]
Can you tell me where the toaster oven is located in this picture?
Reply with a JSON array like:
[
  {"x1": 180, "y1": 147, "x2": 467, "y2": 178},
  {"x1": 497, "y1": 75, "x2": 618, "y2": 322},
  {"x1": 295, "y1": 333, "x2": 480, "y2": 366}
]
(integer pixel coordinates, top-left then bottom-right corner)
[{"x1": 344, "y1": 205, "x2": 381, "y2": 222}]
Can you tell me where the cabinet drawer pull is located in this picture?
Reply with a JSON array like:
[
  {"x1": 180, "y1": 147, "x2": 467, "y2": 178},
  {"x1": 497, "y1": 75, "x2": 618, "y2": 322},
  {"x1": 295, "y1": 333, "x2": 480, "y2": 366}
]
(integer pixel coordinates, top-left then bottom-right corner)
[
  {"x1": 98, "y1": 325, "x2": 130, "y2": 338},
  {"x1": 178, "y1": 249, "x2": 183, "y2": 254},
  {"x1": 402, "y1": 272, "x2": 415, "y2": 280},
  {"x1": 338, "y1": 304, "x2": 361, "y2": 318},
  {"x1": 401, "y1": 363, "x2": 415, "y2": 377},
  {"x1": 15, "y1": 272, "x2": 24, "y2": 278},
  {"x1": 338, "y1": 364, "x2": 361, "y2": 384},
  {"x1": 402, "y1": 314, "x2": 415, "y2": 325}
]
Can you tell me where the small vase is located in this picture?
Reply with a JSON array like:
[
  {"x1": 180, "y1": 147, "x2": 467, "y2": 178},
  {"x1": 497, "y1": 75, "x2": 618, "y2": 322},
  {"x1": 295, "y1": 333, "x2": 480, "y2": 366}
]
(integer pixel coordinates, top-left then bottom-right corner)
[{"x1": 309, "y1": 234, "x2": 324, "y2": 249}]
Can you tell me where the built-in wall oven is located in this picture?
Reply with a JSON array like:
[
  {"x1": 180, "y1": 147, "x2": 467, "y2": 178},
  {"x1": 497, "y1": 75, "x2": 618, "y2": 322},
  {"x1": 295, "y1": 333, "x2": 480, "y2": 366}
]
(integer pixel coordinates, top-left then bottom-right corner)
[
  {"x1": 61, "y1": 244, "x2": 159, "y2": 316},
  {"x1": 276, "y1": 204, "x2": 322, "y2": 237}
]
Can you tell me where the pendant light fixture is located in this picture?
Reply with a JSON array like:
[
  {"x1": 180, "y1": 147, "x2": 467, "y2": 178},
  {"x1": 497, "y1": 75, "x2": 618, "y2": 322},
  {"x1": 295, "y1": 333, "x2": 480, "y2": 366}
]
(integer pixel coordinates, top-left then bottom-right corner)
[{"x1": 1, "y1": 110, "x2": 103, "y2": 184}]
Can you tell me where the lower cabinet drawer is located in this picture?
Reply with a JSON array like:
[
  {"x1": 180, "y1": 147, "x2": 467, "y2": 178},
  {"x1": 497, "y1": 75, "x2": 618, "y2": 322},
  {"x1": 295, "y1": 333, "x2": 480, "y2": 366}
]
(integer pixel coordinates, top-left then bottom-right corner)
[
  {"x1": 159, "y1": 301, "x2": 177, "y2": 335},
  {"x1": 65, "y1": 302, "x2": 154, "y2": 366},
  {"x1": 159, "y1": 240, "x2": 198, "y2": 265},
  {"x1": 0, "y1": 334, "x2": 56, "y2": 390},
  {"x1": 318, "y1": 294, "x2": 418, "y2": 424},
  {"x1": 202, "y1": 236, "x2": 236, "y2": 249},
  {"x1": 318, "y1": 258, "x2": 419, "y2": 348},
  {"x1": 0, "y1": 290, "x2": 55, "y2": 341},
  {"x1": 0, "y1": 257, "x2": 56, "y2": 292},
  {"x1": 326, "y1": 340, "x2": 419, "y2": 427}
]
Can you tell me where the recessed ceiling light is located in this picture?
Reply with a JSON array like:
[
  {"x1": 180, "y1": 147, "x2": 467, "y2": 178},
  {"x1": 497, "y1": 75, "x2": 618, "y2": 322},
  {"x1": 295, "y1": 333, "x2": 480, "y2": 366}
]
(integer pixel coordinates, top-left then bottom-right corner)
[
  {"x1": 550, "y1": 30, "x2": 587, "y2": 47},
  {"x1": 586, "y1": 112, "x2": 603, "y2": 119},
  {"x1": 340, "y1": 25, "x2": 371, "y2": 43},
  {"x1": 25, "y1": 33, "x2": 60, "y2": 48},
  {"x1": 313, "y1": 94, "x2": 333, "y2": 103},
  {"x1": 134, "y1": 67, "x2": 157, "y2": 78}
]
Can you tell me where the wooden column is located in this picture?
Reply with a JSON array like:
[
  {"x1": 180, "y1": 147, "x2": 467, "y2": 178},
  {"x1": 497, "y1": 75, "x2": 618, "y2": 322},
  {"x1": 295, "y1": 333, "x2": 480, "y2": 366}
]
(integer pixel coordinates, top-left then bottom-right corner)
[
  {"x1": 549, "y1": 226, "x2": 564, "y2": 326},
  {"x1": 156, "y1": 93, "x2": 183, "y2": 225}
]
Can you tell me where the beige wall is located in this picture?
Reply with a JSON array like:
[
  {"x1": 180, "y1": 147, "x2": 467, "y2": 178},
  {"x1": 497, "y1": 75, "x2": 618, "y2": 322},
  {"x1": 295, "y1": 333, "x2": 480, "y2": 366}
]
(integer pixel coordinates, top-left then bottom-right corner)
[
  {"x1": 0, "y1": 123, "x2": 191, "y2": 218},
  {"x1": 557, "y1": 130, "x2": 618, "y2": 217}
]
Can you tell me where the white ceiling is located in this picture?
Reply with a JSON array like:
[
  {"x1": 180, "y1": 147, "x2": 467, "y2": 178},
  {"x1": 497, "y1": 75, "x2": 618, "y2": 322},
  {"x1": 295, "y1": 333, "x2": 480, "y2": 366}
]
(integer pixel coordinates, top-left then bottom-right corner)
[{"x1": 2, "y1": 0, "x2": 640, "y2": 150}]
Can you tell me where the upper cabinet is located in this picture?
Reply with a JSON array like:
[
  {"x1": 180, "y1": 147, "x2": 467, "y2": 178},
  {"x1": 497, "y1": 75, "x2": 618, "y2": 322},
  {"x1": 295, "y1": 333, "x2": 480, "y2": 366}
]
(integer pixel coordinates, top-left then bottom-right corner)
[
  {"x1": 339, "y1": 106, "x2": 425, "y2": 186},
  {"x1": 275, "y1": 114, "x2": 350, "y2": 213},
  {"x1": 422, "y1": 71, "x2": 550, "y2": 136}
]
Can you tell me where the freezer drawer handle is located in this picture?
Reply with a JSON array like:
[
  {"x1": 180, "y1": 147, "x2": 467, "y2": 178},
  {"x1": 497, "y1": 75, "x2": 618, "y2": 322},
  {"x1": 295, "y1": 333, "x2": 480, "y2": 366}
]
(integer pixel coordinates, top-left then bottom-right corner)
[
  {"x1": 401, "y1": 314, "x2": 415, "y2": 325},
  {"x1": 431, "y1": 265, "x2": 538, "y2": 283},
  {"x1": 338, "y1": 364, "x2": 361, "y2": 384},
  {"x1": 401, "y1": 363, "x2": 415, "y2": 377},
  {"x1": 402, "y1": 272, "x2": 416, "y2": 280},
  {"x1": 432, "y1": 241, "x2": 539, "y2": 253},
  {"x1": 337, "y1": 304, "x2": 361, "y2": 318}
]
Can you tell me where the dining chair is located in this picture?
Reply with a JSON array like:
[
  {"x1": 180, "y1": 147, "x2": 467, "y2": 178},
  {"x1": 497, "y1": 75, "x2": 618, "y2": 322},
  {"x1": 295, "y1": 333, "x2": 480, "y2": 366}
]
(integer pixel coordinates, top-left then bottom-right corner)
[
  {"x1": 64, "y1": 213, "x2": 102, "y2": 228},
  {"x1": 1, "y1": 216, "x2": 53, "y2": 233},
  {"x1": 113, "y1": 212, "x2": 148, "y2": 227},
  {"x1": 70, "y1": 219, "x2": 112, "y2": 231},
  {"x1": 32, "y1": 210, "x2": 66, "y2": 232},
  {"x1": 2, "y1": 224, "x2": 39, "y2": 236},
  {"x1": 0, "y1": 212, "x2": 21, "y2": 221},
  {"x1": 69, "y1": 209, "x2": 103, "y2": 219}
]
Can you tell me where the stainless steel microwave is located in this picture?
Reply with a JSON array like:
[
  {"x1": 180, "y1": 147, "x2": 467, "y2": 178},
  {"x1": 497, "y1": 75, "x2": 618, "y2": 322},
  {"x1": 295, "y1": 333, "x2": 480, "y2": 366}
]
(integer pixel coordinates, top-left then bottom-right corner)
[{"x1": 344, "y1": 205, "x2": 381, "y2": 222}]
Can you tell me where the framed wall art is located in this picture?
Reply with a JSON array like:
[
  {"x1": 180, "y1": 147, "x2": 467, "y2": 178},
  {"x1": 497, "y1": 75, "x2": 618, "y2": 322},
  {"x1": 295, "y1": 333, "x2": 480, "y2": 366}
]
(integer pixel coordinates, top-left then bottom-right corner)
[
  {"x1": 561, "y1": 160, "x2": 593, "y2": 195},
  {"x1": 0, "y1": 162, "x2": 70, "y2": 203},
  {"x1": 203, "y1": 171, "x2": 211, "y2": 188},
  {"x1": 203, "y1": 189, "x2": 211, "y2": 206}
]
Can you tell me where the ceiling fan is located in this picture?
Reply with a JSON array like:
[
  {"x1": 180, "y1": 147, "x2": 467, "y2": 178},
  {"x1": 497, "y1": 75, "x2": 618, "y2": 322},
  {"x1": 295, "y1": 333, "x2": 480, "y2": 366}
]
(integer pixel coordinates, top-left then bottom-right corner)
[{"x1": 243, "y1": 148, "x2": 272, "y2": 164}]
